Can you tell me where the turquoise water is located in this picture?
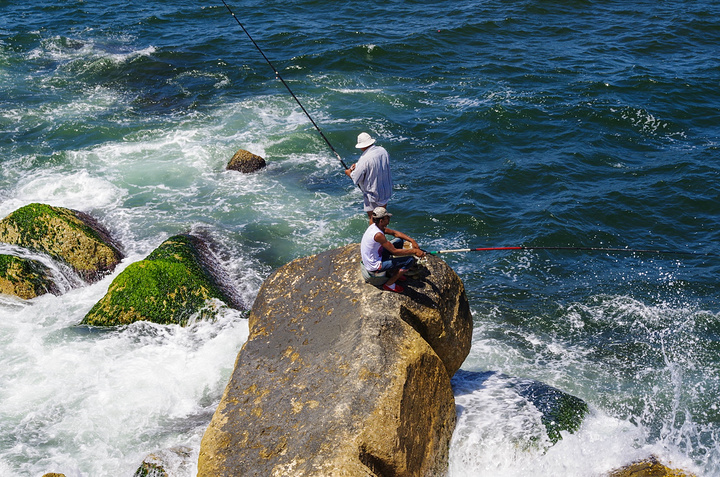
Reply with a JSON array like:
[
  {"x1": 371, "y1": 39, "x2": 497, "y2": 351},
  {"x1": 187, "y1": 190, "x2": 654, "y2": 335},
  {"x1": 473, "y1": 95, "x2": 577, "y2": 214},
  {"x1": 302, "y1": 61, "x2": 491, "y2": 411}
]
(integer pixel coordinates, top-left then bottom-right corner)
[{"x1": 2, "y1": 1, "x2": 720, "y2": 475}]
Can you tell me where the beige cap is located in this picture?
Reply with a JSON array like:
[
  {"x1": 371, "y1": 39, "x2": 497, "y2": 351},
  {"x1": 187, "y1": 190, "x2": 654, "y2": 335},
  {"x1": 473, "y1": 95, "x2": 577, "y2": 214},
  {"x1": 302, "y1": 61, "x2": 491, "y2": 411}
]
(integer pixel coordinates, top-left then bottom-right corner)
[{"x1": 372, "y1": 207, "x2": 392, "y2": 219}]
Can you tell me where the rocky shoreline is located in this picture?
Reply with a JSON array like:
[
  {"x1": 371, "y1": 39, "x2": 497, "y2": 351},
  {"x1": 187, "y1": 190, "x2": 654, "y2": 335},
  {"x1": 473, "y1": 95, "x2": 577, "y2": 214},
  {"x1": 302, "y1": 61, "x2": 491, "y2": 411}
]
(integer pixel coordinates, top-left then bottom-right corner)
[{"x1": 0, "y1": 203, "x2": 696, "y2": 476}]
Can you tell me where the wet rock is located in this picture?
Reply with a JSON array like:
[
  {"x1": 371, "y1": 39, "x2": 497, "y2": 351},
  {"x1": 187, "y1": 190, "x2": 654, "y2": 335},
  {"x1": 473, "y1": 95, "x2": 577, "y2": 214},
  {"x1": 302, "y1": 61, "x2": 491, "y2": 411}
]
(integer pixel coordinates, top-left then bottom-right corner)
[
  {"x1": 511, "y1": 377, "x2": 588, "y2": 444},
  {"x1": 134, "y1": 446, "x2": 194, "y2": 477},
  {"x1": 0, "y1": 203, "x2": 123, "y2": 283},
  {"x1": 198, "y1": 244, "x2": 472, "y2": 476},
  {"x1": 452, "y1": 370, "x2": 589, "y2": 448},
  {"x1": 607, "y1": 455, "x2": 696, "y2": 477},
  {"x1": 226, "y1": 148, "x2": 266, "y2": 173},
  {"x1": 0, "y1": 254, "x2": 59, "y2": 299},
  {"x1": 82, "y1": 234, "x2": 242, "y2": 326}
]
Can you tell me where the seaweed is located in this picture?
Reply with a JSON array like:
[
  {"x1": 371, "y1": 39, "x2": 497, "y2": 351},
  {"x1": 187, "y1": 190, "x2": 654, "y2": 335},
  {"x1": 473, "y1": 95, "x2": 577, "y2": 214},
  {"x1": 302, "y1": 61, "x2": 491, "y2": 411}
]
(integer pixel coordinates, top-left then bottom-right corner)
[{"x1": 82, "y1": 234, "x2": 235, "y2": 326}]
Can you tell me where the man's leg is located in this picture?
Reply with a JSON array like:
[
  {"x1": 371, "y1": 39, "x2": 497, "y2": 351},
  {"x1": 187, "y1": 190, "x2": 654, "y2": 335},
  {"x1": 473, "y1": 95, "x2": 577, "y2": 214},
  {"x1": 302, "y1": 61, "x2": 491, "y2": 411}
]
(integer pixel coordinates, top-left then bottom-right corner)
[
  {"x1": 379, "y1": 255, "x2": 415, "y2": 292},
  {"x1": 380, "y1": 238, "x2": 405, "y2": 262},
  {"x1": 384, "y1": 267, "x2": 405, "y2": 288}
]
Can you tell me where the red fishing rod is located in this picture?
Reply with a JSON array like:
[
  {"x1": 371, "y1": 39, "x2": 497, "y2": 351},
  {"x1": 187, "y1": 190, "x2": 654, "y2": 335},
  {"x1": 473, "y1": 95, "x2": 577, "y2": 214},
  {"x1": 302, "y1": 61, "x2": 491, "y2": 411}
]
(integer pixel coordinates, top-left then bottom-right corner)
[{"x1": 424, "y1": 245, "x2": 705, "y2": 257}]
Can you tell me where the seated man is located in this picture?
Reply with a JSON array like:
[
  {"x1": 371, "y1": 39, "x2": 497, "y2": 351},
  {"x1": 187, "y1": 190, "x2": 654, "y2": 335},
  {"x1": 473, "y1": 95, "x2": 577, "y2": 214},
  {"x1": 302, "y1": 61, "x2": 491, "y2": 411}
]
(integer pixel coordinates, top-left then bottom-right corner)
[{"x1": 361, "y1": 207, "x2": 425, "y2": 293}]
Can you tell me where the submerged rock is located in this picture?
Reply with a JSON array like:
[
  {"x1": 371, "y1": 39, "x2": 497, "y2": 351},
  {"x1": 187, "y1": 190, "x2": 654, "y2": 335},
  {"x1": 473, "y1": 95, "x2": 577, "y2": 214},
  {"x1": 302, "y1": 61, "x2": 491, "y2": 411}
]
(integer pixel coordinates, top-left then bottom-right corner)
[
  {"x1": 512, "y1": 378, "x2": 588, "y2": 444},
  {"x1": 0, "y1": 203, "x2": 123, "y2": 283},
  {"x1": 198, "y1": 244, "x2": 472, "y2": 476},
  {"x1": 0, "y1": 254, "x2": 59, "y2": 299},
  {"x1": 452, "y1": 370, "x2": 589, "y2": 448},
  {"x1": 226, "y1": 148, "x2": 266, "y2": 173},
  {"x1": 82, "y1": 234, "x2": 242, "y2": 326},
  {"x1": 608, "y1": 455, "x2": 697, "y2": 477},
  {"x1": 134, "y1": 446, "x2": 194, "y2": 477}
]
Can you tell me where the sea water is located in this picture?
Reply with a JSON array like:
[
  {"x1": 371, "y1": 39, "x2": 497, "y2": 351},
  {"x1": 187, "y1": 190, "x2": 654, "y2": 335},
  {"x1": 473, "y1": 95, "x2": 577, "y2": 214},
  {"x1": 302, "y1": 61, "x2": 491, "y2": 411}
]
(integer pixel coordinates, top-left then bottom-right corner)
[{"x1": 1, "y1": 1, "x2": 719, "y2": 475}]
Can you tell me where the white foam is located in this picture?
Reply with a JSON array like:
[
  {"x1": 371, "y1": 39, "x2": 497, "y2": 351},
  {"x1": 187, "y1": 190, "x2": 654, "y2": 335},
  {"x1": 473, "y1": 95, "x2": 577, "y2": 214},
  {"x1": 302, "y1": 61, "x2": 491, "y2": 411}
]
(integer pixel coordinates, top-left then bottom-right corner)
[
  {"x1": 107, "y1": 45, "x2": 156, "y2": 63},
  {"x1": 27, "y1": 36, "x2": 155, "y2": 65},
  {"x1": 6, "y1": 171, "x2": 124, "y2": 214},
  {"x1": 458, "y1": 294, "x2": 716, "y2": 476},
  {"x1": 0, "y1": 275, "x2": 249, "y2": 476},
  {"x1": 448, "y1": 371, "x2": 698, "y2": 476}
]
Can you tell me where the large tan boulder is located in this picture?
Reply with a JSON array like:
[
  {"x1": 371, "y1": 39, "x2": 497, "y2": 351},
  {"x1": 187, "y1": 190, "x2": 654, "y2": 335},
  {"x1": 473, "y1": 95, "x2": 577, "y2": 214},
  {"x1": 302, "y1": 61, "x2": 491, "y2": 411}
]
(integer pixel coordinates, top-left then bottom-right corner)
[
  {"x1": 198, "y1": 244, "x2": 472, "y2": 476},
  {"x1": 0, "y1": 203, "x2": 123, "y2": 283}
]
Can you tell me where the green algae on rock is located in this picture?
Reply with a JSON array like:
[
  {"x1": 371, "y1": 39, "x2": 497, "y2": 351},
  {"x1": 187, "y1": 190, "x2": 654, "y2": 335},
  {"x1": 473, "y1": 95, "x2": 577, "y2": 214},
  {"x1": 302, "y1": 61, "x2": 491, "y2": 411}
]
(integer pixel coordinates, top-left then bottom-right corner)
[
  {"x1": 0, "y1": 203, "x2": 123, "y2": 283},
  {"x1": 0, "y1": 254, "x2": 59, "y2": 299},
  {"x1": 133, "y1": 446, "x2": 194, "y2": 477},
  {"x1": 452, "y1": 370, "x2": 589, "y2": 450},
  {"x1": 83, "y1": 234, "x2": 241, "y2": 326},
  {"x1": 512, "y1": 378, "x2": 589, "y2": 445},
  {"x1": 133, "y1": 461, "x2": 167, "y2": 477}
]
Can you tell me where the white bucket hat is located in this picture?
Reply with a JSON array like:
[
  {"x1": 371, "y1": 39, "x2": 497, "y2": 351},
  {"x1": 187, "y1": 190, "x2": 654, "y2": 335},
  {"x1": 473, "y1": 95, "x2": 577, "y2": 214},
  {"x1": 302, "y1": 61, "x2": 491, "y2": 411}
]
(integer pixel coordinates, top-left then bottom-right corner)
[{"x1": 355, "y1": 132, "x2": 376, "y2": 149}]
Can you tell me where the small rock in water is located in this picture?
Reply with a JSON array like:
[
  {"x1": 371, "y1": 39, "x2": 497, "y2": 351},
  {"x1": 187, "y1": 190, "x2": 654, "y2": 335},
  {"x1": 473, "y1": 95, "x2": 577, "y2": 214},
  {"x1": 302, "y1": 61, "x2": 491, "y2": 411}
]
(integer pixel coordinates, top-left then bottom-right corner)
[{"x1": 226, "y1": 149, "x2": 266, "y2": 173}]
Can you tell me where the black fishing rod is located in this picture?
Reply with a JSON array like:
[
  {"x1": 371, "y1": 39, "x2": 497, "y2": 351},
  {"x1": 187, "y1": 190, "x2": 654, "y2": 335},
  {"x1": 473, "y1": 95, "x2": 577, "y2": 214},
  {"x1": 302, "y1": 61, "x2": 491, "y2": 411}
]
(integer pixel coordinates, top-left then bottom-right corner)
[
  {"x1": 220, "y1": 0, "x2": 349, "y2": 169},
  {"x1": 424, "y1": 245, "x2": 705, "y2": 257}
]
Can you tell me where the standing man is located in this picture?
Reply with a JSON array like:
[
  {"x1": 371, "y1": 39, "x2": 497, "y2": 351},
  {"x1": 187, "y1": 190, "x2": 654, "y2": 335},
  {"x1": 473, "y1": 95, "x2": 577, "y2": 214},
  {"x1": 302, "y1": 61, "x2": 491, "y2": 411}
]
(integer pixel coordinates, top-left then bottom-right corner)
[
  {"x1": 361, "y1": 207, "x2": 425, "y2": 293},
  {"x1": 345, "y1": 132, "x2": 392, "y2": 224}
]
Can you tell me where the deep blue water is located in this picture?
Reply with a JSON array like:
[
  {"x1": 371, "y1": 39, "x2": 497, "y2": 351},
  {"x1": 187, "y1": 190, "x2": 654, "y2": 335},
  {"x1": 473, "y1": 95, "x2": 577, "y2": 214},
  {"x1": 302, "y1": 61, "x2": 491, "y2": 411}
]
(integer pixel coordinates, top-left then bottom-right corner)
[{"x1": 1, "y1": 1, "x2": 720, "y2": 475}]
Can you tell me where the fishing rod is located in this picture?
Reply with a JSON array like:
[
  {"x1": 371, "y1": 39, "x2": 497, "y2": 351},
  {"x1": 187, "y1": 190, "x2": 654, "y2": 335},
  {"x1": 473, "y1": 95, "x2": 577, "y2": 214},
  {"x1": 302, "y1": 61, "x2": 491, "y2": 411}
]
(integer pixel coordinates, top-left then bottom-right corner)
[
  {"x1": 220, "y1": 0, "x2": 349, "y2": 169},
  {"x1": 424, "y1": 245, "x2": 705, "y2": 257}
]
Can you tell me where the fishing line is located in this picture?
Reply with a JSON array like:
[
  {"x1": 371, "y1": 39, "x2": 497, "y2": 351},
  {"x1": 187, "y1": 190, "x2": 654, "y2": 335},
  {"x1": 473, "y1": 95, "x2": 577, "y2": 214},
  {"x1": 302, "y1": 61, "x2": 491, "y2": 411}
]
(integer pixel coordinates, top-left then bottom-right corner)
[
  {"x1": 424, "y1": 245, "x2": 706, "y2": 257},
  {"x1": 220, "y1": 0, "x2": 349, "y2": 169}
]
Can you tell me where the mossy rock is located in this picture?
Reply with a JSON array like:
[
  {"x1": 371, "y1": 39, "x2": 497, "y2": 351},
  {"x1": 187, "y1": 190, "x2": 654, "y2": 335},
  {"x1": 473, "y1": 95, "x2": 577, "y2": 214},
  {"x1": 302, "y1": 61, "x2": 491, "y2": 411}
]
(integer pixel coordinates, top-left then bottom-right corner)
[
  {"x1": 0, "y1": 254, "x2": 59, "y2": 299},
  {"x1": 133, "y1": 446, "x2": 193, "y2": 477},
  {"x1": 133, "y1": 462, "x2": 168, "y2": 477},
  {"x1": 453, "y1": 370, "x2": 589, "y2": 447},
  {"x1": 511, "y1": 378, "x2": 589, "y2": 444},
  {"x1": 82, "y1": 234, "x2": 241, "y2": 326},
  {"x1": 226, "y1": 148, "x2": 266, "y2": 173},
  {"x1": 0, "y1": 203, "x2": 123, "y2": 283}
]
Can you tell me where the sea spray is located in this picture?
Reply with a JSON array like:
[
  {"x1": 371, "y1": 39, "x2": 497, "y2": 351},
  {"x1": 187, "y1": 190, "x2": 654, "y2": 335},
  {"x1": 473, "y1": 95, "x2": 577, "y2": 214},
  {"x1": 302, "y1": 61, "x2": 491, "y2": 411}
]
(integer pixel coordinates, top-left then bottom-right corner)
[
  {"x1": 2, "y1": 0, "x2": 720, "y2": 475},
  {"x1": 0, "y1": 273, "x2": 249, "y2": 476}
]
